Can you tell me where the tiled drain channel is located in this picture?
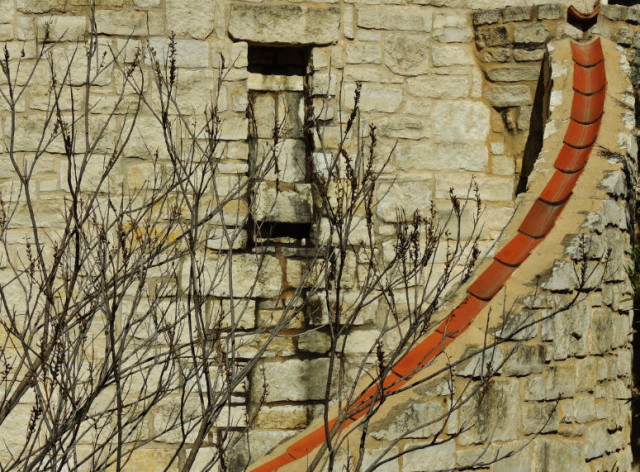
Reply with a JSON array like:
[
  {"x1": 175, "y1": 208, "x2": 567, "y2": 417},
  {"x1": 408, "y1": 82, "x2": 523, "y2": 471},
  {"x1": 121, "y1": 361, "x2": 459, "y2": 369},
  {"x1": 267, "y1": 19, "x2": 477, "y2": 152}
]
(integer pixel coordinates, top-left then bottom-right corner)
[{"x1": 249, "y1": 38, "x2": 607, "y2": 472}]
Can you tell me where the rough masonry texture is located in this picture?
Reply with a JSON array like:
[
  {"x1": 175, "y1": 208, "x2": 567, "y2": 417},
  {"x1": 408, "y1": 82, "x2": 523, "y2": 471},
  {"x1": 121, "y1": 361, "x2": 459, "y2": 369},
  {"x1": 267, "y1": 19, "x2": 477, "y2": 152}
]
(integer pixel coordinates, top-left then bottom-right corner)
[{"x1": 0, "y1": 1, "x2": 637, "y2": 472}]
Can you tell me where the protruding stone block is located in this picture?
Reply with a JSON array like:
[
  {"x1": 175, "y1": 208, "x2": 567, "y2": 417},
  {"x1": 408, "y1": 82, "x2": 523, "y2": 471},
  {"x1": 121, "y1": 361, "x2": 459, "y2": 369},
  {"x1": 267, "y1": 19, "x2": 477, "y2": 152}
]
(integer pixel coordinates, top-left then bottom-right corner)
[{"x1": 228, "y1": 3, "x2": 340, "y2": 45}]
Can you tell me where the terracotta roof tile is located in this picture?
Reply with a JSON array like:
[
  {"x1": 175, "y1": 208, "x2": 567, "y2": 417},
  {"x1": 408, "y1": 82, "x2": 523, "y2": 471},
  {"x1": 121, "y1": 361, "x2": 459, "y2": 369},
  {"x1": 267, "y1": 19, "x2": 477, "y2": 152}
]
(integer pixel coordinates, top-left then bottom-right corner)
[{"x1": 495, "y1": 232, "x2": 541, "y2": 267}]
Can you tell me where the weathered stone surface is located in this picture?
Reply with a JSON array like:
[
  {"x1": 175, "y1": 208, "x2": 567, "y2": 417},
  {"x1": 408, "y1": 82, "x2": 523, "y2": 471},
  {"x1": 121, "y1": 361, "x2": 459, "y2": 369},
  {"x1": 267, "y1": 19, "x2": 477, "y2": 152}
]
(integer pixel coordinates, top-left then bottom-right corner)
[
  {"x1": 552, "y1": 299, "x2": 590, "y2": 359},
  {"x1": 228, "y1": 3, "x2": 340, "y2": 45},
  {"x1": 432, "y1": 13, "x2": 472, "y2": 43},
  {"x1": 487, "y1": 66, "x2": 540, "y2": 82},
  {"x1": 434, "y1": 101, "x2": 490, "y2": 143},
  {"x1": 403, "y1": 441, "x2": 455, "y2": 472},
  {"x1": 95, "y1": 10, "x2": 163, "y2": 35},
  {"x1": 503, "y1": 345, "x2": 545, "y2": 376},
  {"x1": 17, "y1": 0, "x2": 63, "y2": 12},
  {"x1": 208, "y1": 253, "x2": 282, "y2": 299},
  {"x1": 257, "y1": 359, "x2": 329, "y2": 402},
  {"x1": 298, "y1": 331, "x2": 330, "y2": 354},
  {"x1": 481, "y1": 47, "x2": 512, "y2": 62},
  {"x1": 456, "y1": 347, "x2": 503, "y2": 378},
  {"x1": 358, "y1": 6, "x2": 432, "y2": 31},
  {"x1": 396, "y1": 142, "x2": 487, "y2": 172},
  {"x1": 602, "y1": 4, "x2": 623, "y2": 20},
  {"x1": 472, "y1": 9, "x2": 501, "y2": 26},
  {"x1": 432, "y1": 45, "x2": 475, "y2": 66},
  {"x1": 616, "y1": 28, "x2": 634, "y2": 46},
  {"x1": 524, "y1": 376, "x2": 546, "y2": 401},
  {"x1": 407, "y1": 75, "x2": 470, "y2": 99},
  {"x1": 546, "y1": 363, "x2": 576, "y2": 399},
  {"x1": 523, "y1": 402, "x2": 558, "y2": 434},
  {"x1": 588, "y1": 309, "x2": 612, "y2": 355},
  {"x1": 345, "y1": 84, "x2": 403, "y2": 113},
  {"x1": 586, "y1": 421, "x2": 609, "y2": 459},
  {"x1": 166, "y1": 0, "x2": 214, "y2": 39},
  {"x1": 376, "y1": 181, "x2": 432, "y2": 223},
  {"x1": 371, "y1": 401, "x2": 445, "y2": 440},
  {"x1": 485, "y1": 84, "x2": 532, "y2": 107},
  {"x1": 435, "y1": 174, "x2": 512, "y2": 201},
  {"x1": 504, "y1": 6, "x2": 531, "y2": 22},
  {"x1": 514, "y1": 24, "x2": 550, "y2": 46},
  {"x1": 537, "y1": 4, "x2": 563, "y2": 20},
  {"x1": 384, "y1": 33, "x2": 431, "y2": 75},
  {"x1": 628, "y1": 5, "x2": 640, "y2": 24},
  {"x1": 253, "y1": 182, "x2": 312, "y2": 223},
  {"x1": 476, "y1": 26, "x2": 509, "y2": 48},
  {"x1": 534, "y1": 438, "x2": 586, "y2": 472},
  {"x1": 514, "y1": 48, "x2": 545, "y2": 62},
  {"x1": 346, "y1": 43, "x2": 382, "y2": 64}
]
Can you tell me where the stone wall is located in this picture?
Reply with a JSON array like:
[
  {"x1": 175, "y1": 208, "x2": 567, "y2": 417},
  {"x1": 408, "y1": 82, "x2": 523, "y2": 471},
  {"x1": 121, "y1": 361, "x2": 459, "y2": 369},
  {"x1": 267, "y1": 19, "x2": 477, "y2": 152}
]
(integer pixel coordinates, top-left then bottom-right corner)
[{"x1": 0, "y1": 1, "x2": 637, "y2": 471}]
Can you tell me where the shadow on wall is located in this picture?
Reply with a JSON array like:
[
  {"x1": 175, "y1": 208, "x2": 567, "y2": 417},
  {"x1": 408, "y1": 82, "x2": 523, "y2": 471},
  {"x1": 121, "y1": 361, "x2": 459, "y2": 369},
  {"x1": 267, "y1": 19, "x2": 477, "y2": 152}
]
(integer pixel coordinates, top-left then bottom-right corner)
[{"x1": 517, "y1": 54, "x2": 551, "y2": 195}]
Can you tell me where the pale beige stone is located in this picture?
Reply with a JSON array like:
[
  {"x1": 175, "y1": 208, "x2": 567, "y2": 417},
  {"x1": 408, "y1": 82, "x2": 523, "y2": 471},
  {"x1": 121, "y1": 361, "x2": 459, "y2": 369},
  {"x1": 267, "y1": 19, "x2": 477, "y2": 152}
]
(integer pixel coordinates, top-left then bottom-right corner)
[
  {"x1": 432, "y1": 44, "x2": 475, "y2": 67},
  {"x1": 228, "y1": 3, "x2": 340, "y2": 45},
  {"x1": 166, "y1": 0, "x2": 214, "y2": 39},
  {"x1": 434, "y1": 101, "x2": 490, "y2": 143},
  {"x1": 358, "y1": 6, "x2": 432, "y2": 31},
  {"x1": 384, "y1": 33, "x2": 431, "y2": 76},
  {"x1": 407, "y1": 75, "x2": 470, "y2": 99}
]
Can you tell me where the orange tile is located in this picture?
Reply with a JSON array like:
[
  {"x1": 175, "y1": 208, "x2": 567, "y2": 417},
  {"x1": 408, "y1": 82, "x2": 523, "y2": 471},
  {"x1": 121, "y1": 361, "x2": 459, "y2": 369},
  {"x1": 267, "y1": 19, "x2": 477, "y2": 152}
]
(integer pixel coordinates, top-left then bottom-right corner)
[
  {"x1": 250, "y1": 453, "x2": 296, "y2": 472},
  {"x1": 495, "y1": 232, "x2": 541, "y2": 267},
  {"x1": 287, "y1": 419, "x2": 338, "y2": 459},
  {"x1": 570, "y1": 88, "x2": 605, "y2": 124},
  {"x1": 539, "y1": 169, "x2": 582, "y2": 204},
  {"x1": 563, "y1": 119, "x2": 601, "y2": 149},
  {"x1": 467, "y1": 260, "x2": 516, "y2": 301},
  {"x1": 392, "y1": 332, "x2": 444, "y2": 377},
  {"x1": 573, "y1": 61, "x2": 606, "y2": 95},
  {"x1": 571, "y1": 38, "x2": 603, "y2": 67},
  {"x1": 348, "y1": 373, "x2": 407, "y2": 420},
  {"x1": 518, "y1": 199, "x2": 565, "y2": 238},
  {"x1": 554, "y1": 144, "x2": 593, "y2": 172},
  {"x1": 435, "y1": 295, "x2": 488, "y2": 341}
]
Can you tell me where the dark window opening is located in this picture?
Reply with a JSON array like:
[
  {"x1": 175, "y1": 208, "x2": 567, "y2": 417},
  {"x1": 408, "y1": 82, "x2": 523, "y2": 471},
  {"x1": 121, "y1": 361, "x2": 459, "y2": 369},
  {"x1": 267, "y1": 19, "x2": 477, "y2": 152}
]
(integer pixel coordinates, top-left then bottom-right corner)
[
  {"x1": 248, "y1": 46, "x2": 311, "y2": 76},
  {"x1": 609, "y1": 0, "x2": 640, "y2": 5}
]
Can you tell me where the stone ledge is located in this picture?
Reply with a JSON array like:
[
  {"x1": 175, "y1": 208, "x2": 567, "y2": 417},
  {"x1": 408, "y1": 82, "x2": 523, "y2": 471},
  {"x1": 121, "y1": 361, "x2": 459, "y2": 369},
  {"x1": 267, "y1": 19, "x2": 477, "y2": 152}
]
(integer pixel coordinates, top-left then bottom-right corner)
[{"x1": 228, "y1": 3, "x2": 340, "y2": 46}]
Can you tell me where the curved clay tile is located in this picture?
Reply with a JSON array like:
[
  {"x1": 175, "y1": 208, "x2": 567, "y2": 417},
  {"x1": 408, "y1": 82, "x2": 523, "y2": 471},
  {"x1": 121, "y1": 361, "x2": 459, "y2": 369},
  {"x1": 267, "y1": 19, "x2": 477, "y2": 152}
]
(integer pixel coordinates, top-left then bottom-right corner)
[
  {"x1": 248, "y1": 37, "x2": 607, "y2": 472},
  {"x1": 567, "y1": 4, "x2": 601, "y2": 31}
]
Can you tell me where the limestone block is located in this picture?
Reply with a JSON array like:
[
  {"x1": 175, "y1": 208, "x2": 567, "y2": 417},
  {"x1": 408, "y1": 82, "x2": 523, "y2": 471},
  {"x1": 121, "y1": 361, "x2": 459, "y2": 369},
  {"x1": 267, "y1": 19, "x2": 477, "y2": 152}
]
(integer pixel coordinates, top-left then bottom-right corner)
[
  {"x1": 433, "y1": 13, "x2": 472, "y2": 43},
  {"x1": 546, "y1": 363, "x2": 576, "y2": 399},
  {"x1": 378, "y1": 115, "x2": 429, "y2": 140},
  {"x1": 537, "y1": 4, "x2": 563, "y2": 20},
  {"x1": 504, "y1": 6, "x2": 531, "y2": 22},
  {"x1": 298, "y1": 330, "x2": 330, "y2": 354},
  {"x1": 146, "y1": 38, "x2": 209, "y2": 68},
  {"x1": 575, "y1": 357, "x2": 597, "y2": 392},
  {"x1": 523, "y1": 402, "x2": 558, "y2": 434},
  {"x1": 495, "y1": 310, "x2": 537, "y2": 340},
  {"x1": 375, "y1": 181, "x2": 431, "y2": 223},
  {"x1": 503, "y1": 345, "x2": 544, "y2": 376},
  {"x1": 165, "y1": 0, "x2": 215, "y2": 39},
  {"x1": 514, "y1": 24, "x2": 550, "y2": 46},
  {"x1": 434, "y1": 174, "x2": 512, "y2": 202},
  {"x1": 260, "y1": 139, "x2": 306, "y2": 183},
  {"x1": 628, "y1": 5, "x2": 640, "y2": 24},
  {"x1": 492, "y1": 155, "x2": 516, "y2": 176},
  {"x1": 476, "y1": 26, "x2": 509, "y2": 48},
  {"x1": 455, "y1": 347, "x2": 503, "y2": 378},
  {"x1": 346, "y1": 42, "x2": 382, "y2": 64},
  {"x1": 384, "y1": 33, "x2": 431, "y2": 75},
  {"x1": 36, "y1": 16, "x2": 86, "y2": 42},
  {"x1": 343, "y1": 5, "x2": 354, "y2": 39},
  {"x1": 403, "y1": 441, "x2": 455, "y2": 472},
  {"x1": 95, "y1": 10, "x2": 163, "y2": 36},
  {"x1": 472, "y1": 9, "x2": 501, "y2": 26},
  {"x1": 370, "y1": 401, "x2": 445, "y2": 440},
  {"x1": 485, "y1": 84, "x2": 532, "y2": 107},
  {"x1": 616, "y1": 28, "x2": 634, "y2": 47},
  {"x1": 17, "y1": 0, "x2": 63, "y2": 13},
  {"x1": 514, "y1": 48, "x2": 545, "y2": 62},
  {"x1": 602, "y1": 4, "x2": 623, "y2": 20},
  {"x1": 407, "y1": 75, "x2": 470, "y2": 98},
  {"x1": 134, "y1": 0, "x2": 160, "y2": 6},
  {"x1": 434, "y1": 101, "x2": 490, "y2": 143},
  {"x1": 534, "y1": 438, "x2": 586, "y2": 472},
  {"x1": 586, "y1": 421, "x2": 608, "y2": 459},
  {"x1": 357, "y1": 7, "x2": 432, "y2": 32},
  {"x1": 209, "y1": 253, "x2": 282, "y2": 299},
  {"x1": 588, "y1": 309, "x2": 612, "y2": 355},
  {"x1": 257, "y1": 358, "x2": 329, "y2": 402},
  {"x1": 552, "y1": 298, "x2": 590, "y2": 359},
  {"x1": 0, "y1": 0, "x2": 12, "y2": 21},
  {"x1": 121, "y1": 448, "x2": 179, "y2": 472},
  {"x1": 395, "y1": 142, "x2": 487, "y2": 172},
  {"x1": 253, "y1": 182, "x2": 312, "y2": 223},
  {"x1": 432, "y1": 45, "x2": 475, "y2": 66},
  {"x1": 524, "y1": 376, "x2": 546, "y2": 401},
  {"x1": 345, "y1": 84, "x2": 403, "y2": 113},
  {"x1": 487, "y1": 66, "x2": 540, "y2": 82},
  {"x1": 219, "y1": 117, "x2": 248, "y2": 141},
  {"x1": 228, "y1": 3, "x2": 340, "y2": 45},
  {"x1": 481, "y1": 48, "x2": 512, "y2": 63},
  {"x1": 255, "y1": 405, "x2": 310, "y2": 429}
]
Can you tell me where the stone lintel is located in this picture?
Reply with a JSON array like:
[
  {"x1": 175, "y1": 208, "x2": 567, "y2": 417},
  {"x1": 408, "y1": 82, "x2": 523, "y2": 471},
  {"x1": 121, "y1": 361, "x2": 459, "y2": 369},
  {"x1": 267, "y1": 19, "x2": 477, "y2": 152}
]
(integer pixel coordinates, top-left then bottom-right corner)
[{"x1": 228, "y1": 3, "x2": 340, "y2": 46}]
